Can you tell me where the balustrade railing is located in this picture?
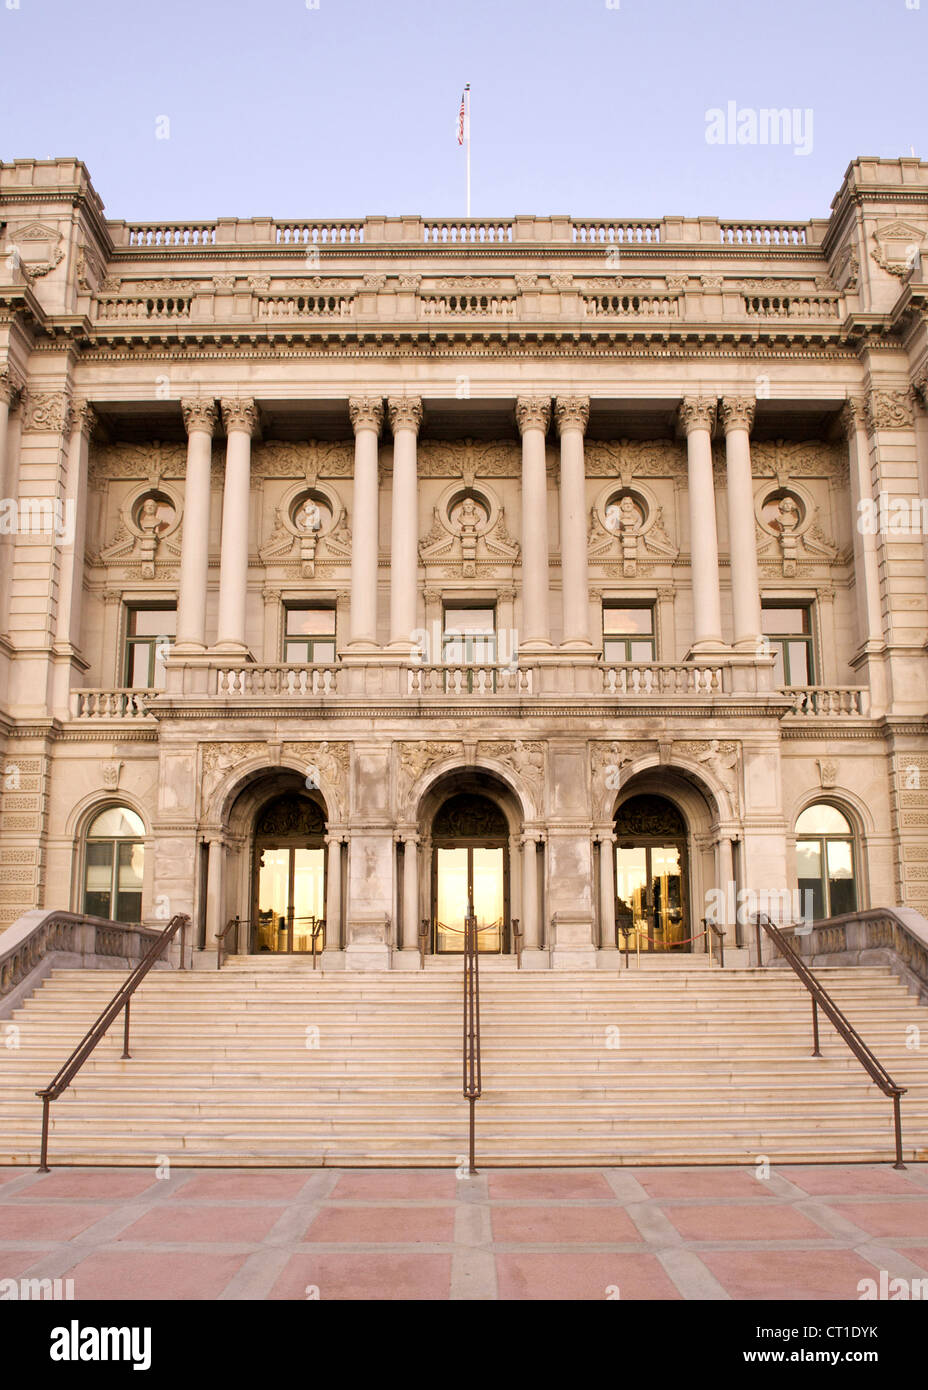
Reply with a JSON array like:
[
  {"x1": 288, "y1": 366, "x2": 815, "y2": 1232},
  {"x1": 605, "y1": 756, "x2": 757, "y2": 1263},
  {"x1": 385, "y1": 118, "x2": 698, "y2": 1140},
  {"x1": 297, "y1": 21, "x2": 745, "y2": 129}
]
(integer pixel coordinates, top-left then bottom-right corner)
[
  {"x1": 423, "y1": 220, "x2": 513, "y2": 243},
  {"x1": 69, "y1": 689, "x2": 154, "y2": 719},
  {"x1": 784, "y1": 686, "x2": 869, "y2": 717},
  {"x1": 255, "y1": 293, "x2": 354, "y2": 319},
  {"x1": 582, "y1": 293, "x2": 679, "y2": 317},
  {"x1": 96, "y1": 295, "x2": 193, "y2": 321},
  {"x1": 0, "y1": 911, "x2": 165, "y2": 1006},
  {"x1": 125, "y1": 223, "x2": 215, "y2": 247},
  {"x1": 601, "y1": 663, "x2": 724, "y2": 696},
  {"x1": 743, "y1": 293, "x2": 840, "y2": 319},
  {"x1": 420, "y1": 294, "x2": 518, "y2": 317},
  {"x1": 216, "y1": 665, "x2": 340, "y2": 696},
  {"x1": 719, "y1": 222, "x2": 809, "y2": 245},
  {"x1": 572, "y1": 220, "x2": 661, "y2": 243},
  {"x1": 407, "y1": 664, "x2": 532, "y2": 695},
  {"x1": 275, "y1": 220, "x2": 365, "y2": 244}
]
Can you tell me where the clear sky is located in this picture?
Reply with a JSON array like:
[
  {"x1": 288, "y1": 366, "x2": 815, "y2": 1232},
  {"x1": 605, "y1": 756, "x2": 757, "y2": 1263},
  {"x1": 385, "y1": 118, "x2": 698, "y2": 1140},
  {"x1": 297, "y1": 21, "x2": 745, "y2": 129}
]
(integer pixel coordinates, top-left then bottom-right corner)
[{"x1": 1, "y1": 0, "x2": 925, "y2": 223}]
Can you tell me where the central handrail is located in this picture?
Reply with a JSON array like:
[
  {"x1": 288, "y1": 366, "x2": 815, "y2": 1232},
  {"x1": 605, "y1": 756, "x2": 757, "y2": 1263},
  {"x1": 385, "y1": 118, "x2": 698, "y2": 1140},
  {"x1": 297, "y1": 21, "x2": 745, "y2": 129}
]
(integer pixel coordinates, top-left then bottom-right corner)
[
  {"x1": 462, "y1": 900, "x2": 482, "y2": 1175},
  {"x1": 35, "y1": 913, "x2": 190, "y2": 1172},
  {"x1": 754, "y1": 913, "x2": 907, "y2": 1168},
  {"x1": 217, "y1": 914, "x2": 325, "y2": 968}
]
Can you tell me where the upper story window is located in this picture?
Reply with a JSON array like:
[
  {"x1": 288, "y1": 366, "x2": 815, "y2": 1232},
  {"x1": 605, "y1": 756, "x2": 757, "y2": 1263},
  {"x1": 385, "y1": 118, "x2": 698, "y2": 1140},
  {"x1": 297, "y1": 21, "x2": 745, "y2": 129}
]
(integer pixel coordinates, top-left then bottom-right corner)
[
  {"x1": 603, "y1": 603, "x2": 656, "y2": 662},
  {"x1": 284, "y1": 605, "x2": 336, "y2": 664},
  {"x1": 762, "y1": 602, "x2": 814, "y2": 686},
  {"x1": 442, "y1": 606, "x2": 497, "y2": 665},
  {"x1": 125, "y1": 606, "x2": 176, "y2": 690}
]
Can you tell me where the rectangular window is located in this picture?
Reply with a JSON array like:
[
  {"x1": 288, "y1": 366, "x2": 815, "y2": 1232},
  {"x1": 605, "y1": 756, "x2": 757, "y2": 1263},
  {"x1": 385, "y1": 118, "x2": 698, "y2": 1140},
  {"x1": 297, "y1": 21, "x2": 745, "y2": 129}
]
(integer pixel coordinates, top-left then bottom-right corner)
[
  {"x1": 124, "y1": 606, "x2": 177, "y2": 690},
  {"x1": 603, "y1": 603, "x2": 656, "y2": 662},
  {"x1": 442, "y1": 606, "x2": 497, "y2": 665},
  {"x1": 761, "y1": 603, "x2": 814, "y2": 687},
  {"x1": 283, "y1": 605, "x2": 337, "y2": 664}
]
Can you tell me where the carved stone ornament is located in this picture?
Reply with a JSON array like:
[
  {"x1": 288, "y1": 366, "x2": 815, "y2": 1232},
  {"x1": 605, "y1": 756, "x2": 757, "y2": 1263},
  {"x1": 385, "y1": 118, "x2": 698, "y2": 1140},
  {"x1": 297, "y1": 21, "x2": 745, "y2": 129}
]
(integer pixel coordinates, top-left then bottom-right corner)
[
  {"x1": 589, "y1": 482, "x2": 677, "y2": 576},
  {"x1": 220, "y1": 398, "x2": 259, "y2": 436},
  {"x1": 419, "y1": 483, "x2": 519, "y2": 576},
  {"x1": 4, "y1": 221, "x2": 65, "y2": 279},
  {"x1": 387, "y1": 397, "x2": 423, "y2": 434},
  {"x1": 432, "y1": 793, "x2": 508, "y2": 840},
  {"x1": 865, "y1": 390, "x2": 914, "y2": 432},
  {"x1": 0, "y1": 365, "x2": 25, "y2": 408},
  {"x1": 252, "y1": 440, "x2": 353, "y2": 479},
  {"x1": 477, "y1": 740, "x2": 545, "y2": 808},
  {"x1": 817, "y1": 758, "x2": 838, "y2": 789},
  {"x1": 416, "y1": 439, "x2": 520, "y2": 479},
  {"x1": 22, "y1": 391, "x2": 72, "y2": 434},
  {"x1": 554, "y1": 396, "x2": 590, "y2": 435},
  {"x1": 396, "y1": 741, "x2": 463, "y2": 807},
  {"x1": 515, "y1": 397, "x2": 551, "y2": 435},
  {"x1": 678, "y1": 397, "x2": 717, "y2": 435},
  {"x1": 101, "y1": 761, "x2": 123, "y2": 790},
  {"x1": 201, "y1": 742, "x2": 269, "y2": 802},
  {"x1": 255, "y1": 792, "x2": 326, "y2": 838},
  {"x1": 348, "y1": 397, "x2": 384, "y2": 435},
  {"x1": 181, "y1": 398, "x2": 219, "y2": 436},
  {"x1": 614, "y1": 793, "x2": 686, "y2": 838},
  {"x1": 97, "y1": 486, "x2": 182, "y2": 575},
  {"x1": 280, "y1": 742, "x2": 350, "y2": 819},
  {"x1": 870, "y1": 220, "x2": 927, "y2": 279},
  {"x1": 749, "y1": 439, "x2": 846, "y2": 480},
  {"x1": 673, "y1": 740, "x2": 740, "y2": 812},
  {"x1": 719, "y1": 397, "x2": 756, "y2": 433},
  {"x1": 584, "y1": 439, "x2": 687, "y2": 480},
  {"x1": 754, "y1": 484, "x2": 837, "y2": 576}
]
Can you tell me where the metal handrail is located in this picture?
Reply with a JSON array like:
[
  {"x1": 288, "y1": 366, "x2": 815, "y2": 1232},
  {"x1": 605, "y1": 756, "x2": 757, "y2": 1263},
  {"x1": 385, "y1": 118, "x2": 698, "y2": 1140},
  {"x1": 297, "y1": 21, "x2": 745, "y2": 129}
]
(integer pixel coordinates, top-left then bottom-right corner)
[
  {"x1": 217, "y1": 914, "x2": 326, "y2": 967},
  {"x1": 702, "y1": 919, "x2": 727, "y2": 968},
  {"x1": 35, "y1": 913, "x2": 190, "y2": 1172},
  {"x1": 754, "y1": 913, "x2": 907, "y2": 1169},
  {"x1": 511, "y1": 918, "x2": 522, "y2": 969},
  {"x1": 462, "y1": 900, "x2": 481, "y2": 1175},
  {"x1": 418, "y1": 918, "x2": 429, "y2": 970}
]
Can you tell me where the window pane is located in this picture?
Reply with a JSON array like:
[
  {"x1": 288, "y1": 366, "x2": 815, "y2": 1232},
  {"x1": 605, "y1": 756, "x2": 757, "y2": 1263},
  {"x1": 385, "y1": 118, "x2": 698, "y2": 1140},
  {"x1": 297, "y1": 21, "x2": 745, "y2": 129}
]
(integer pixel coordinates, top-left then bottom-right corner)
[
  {"x1": 284, "y1": 639, "x2": 311, "y2": 663},
  {"x1": 786, "y1": 641, "x2": 810, "y2": 686},
  {"x1": 604, "y1": 606, "x2": 653, "y2": 635},
  {"x1": 312, "y1": 641, "x2": 336, "y2": 664},
  {"x1": 84, "y1": 842, "x2": 113, "y2": 918},
  {"x1": 130, "y1": 608, "x2": 176, "y2": 637},
  {"x1": 770, "y1": 643, "x2": 785, "y2": 686},
  {"x1": 603, "y1": 639, "x2": 628, "y2": 662},
  {"x1": 761, "y1": 606, "x2": 809, "y2": 636},
  {"x1": 630, "y1": 640, "x2": 655, "y2": 662},
  {"x1": 796, "y1": 804, "x2": 851, "y2": 835},
  {"x1": 88, "y1": 807, "x2": 145, "y2": 838},
  {"x1": 286, "y1": 607, "x2": 336, "y2": 636},
  {"x1": 826, "y1": 840, "x2": 856, "y2": 915},
  {"x1": 118, "y1": 841, "x2": 145, "y2": 892},
  {"x1": 128, "y1": 643, "x2": 151, "y2": 688}
]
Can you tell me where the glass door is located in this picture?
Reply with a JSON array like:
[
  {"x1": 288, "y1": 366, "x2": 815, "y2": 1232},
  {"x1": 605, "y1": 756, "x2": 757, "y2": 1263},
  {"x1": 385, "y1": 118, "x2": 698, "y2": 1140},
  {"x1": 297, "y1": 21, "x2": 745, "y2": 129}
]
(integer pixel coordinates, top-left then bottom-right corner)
[
  {"x1": 615, "y1": 842, "x2": 687, "y2": 951},
  {"x1": 433, "y1": 845, "x2": 505, "y2": 953},
  {"x1": 254, "y1": 845, "x2": 326, "y2": 952}
]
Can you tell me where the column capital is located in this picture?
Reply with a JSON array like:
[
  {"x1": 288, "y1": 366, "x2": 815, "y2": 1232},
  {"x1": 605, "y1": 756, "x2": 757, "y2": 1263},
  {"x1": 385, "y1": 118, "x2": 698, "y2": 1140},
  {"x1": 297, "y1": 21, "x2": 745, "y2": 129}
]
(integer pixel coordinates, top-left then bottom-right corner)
[
  {"x1": 718, "y1": 396, "x2": 755, "y2": 434},
  {"x1": 349, "y1": 396, "x2": 384, "y2": 436},
  {"x1": 220, "y1": 397, "x2": 259, "y2": 437},
  {"x1": 678, "y1": 396, "x2": 717, "y2": 436},
  {"x1": 387, "y1": 396, "x2": 423, "y2": 435},
  {"x1": 70, "y1": 399, "x2": 98, "y2": 440},
  {"x1": 865, "y1": 388, "x2": 914, "y2": 433},
  {"x1": 912, "y1": 372, "x2": 928, "y2": 412},
  {"x1": 554, "y1": 396, "x2": 590, "y2": 436},
  {"x1": 22, "y1": 389, "x2": 72, "y2": 435},
  {"x1": 0, "y1": 364, "x2": 25, "y2": 408},
  {"x1": 516, "y1": 395, "x2": 552, "y2": 436},
  {"x1": 839, "y1": 396, "x2": 869, "y2": 439},
  {"x1": 182, "y1": 397, "x2": 219, "y2": 436}
]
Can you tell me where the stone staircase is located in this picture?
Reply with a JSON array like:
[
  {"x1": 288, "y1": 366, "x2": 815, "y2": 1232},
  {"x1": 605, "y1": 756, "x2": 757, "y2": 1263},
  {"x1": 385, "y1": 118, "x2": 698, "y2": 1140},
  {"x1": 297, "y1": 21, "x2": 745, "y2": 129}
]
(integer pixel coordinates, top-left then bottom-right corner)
[{"x1": 2, "y1": 958, "x2": 927, "y2": 1167}]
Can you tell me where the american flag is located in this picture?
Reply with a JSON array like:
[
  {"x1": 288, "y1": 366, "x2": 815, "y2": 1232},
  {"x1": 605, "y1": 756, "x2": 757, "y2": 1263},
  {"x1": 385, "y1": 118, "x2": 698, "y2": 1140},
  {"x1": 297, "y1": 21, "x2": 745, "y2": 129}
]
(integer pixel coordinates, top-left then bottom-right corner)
[{"x1": 457, "y1": 90, "x2": 467, "y2": 146}]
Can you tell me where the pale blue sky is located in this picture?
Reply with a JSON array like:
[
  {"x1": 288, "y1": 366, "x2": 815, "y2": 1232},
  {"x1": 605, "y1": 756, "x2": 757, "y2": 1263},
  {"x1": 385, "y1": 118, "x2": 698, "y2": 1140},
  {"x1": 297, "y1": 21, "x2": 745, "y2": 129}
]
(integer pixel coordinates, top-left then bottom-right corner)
[{"x1": 1, "y1": 0, "x2": 925, "y2": 222}]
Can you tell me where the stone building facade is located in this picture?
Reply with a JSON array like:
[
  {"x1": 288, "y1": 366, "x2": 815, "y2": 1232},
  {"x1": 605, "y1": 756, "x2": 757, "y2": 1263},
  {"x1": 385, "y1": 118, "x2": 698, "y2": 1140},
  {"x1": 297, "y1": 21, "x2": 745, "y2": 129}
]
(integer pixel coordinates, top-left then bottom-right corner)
[{"x1": 0, "y1": 155, "x2": 926, "y2": 967}]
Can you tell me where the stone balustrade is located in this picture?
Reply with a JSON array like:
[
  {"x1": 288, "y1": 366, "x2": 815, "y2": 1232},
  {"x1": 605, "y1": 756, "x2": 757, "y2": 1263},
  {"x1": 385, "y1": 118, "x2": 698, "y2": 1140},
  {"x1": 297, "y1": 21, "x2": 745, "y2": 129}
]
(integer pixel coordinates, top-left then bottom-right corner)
[
  {"x1": 784, "y1": 686, "x2": 870, "y2": 717},
  {"x1": 743, "y1": 293, "x2": 840, "y2": 319},
  {"x1": 69, "y1": 688, "x2": 154, "y2": 719},
  {"x1": 0, "y1": 910, "x2": 166, "y2": 1013},
  {"x1": 274, "y1": 220, "x2": 365, "y2": 244},
  {"x1": 719, "y1": 221, "x2": 809, "y2": 245},
  {"x1": 96, "y1": 294, "x2": 193, "y2": 321},
  {"x1": 571, "y1": 220, "x2": 662, "y2": 243},
  {"x1": 582, "y1": 293, "x2": 679, "y2": 317},
  {"x1": 422, "y1": 220, "x2": 513, "y2": 243},
  {"x1": 601, "y1": 663, "x2": 725, "y2": 696},
  {"x1": 124, "y1": 222, "x2": 216, "y2": 247},
  {"x1": 255, "y1": 293, "x2": 354, "y2": 320},
  {"x1": 216, "y1": 664, "x2": 340, "y2": 696},
  {"x1": 420, "y1": 293, "x2": 518, "y2": 317},
  {"x1": 406, "y1": 664, "x2": 533, "y2": 696}
]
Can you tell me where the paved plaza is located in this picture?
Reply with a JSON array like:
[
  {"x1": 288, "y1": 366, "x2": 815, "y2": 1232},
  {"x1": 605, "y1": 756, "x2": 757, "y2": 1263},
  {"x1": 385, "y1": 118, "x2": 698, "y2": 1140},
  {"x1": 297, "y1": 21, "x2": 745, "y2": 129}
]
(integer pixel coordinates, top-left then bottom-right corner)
[{"x1": 2, "y1": 1163, "x2": 928, "y2": 1301}]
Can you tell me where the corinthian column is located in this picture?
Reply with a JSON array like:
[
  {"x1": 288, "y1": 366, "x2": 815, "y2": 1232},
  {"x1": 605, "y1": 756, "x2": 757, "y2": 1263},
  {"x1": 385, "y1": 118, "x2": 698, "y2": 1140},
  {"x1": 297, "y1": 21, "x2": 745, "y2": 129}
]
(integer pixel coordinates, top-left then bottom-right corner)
[
  {"x1": 555, "y1": 396, "x2": 592, "y2": 648},
  {"x1": 347, "y1": 397, "x2": 384, "y2": 648},
  {"x1": 720, "y1": 397, "x2": 762, "y2": 649},
  {"x1": 679, "y1": 397, "x2": 725, "y2": 653},
  {"x1": 55, "y1": 400, "x2": 97, "y2": 654},
  {"x1": 215, "y1": 399, "x2": 258, "y2": 652},
  {"x1": 387, "y1": 396, "x2": 423, "y2": 648},
  {"x1": 516, "y1": 396, "x2": 553, "y2": 648},
  {"x1": 176, "y1": 399, "x2": 218, "y2": 651}
]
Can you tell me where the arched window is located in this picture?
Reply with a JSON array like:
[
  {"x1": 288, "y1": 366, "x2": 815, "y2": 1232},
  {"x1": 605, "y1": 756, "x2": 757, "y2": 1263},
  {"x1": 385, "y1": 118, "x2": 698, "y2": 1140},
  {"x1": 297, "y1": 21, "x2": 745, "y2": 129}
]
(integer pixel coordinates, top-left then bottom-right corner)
[
  {"x1": 83, "y1": 806, "x2": 145, "y2": 923},
  {"x1": 795, "y1": 802, "x2": 857, "y2": 920}
]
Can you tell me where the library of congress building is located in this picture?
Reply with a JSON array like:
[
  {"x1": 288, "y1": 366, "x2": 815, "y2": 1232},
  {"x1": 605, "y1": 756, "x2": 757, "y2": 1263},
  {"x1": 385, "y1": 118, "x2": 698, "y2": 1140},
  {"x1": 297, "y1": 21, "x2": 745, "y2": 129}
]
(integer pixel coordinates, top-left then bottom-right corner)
[{"x1": 0, "y1": 153, "x2": 927, "y2": 971}]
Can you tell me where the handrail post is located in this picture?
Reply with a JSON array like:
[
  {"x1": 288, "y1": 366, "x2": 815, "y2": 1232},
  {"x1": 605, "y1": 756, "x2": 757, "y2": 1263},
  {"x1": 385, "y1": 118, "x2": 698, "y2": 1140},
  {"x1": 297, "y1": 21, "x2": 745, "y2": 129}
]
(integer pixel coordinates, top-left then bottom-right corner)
[
  {"x1": 462, "y1": 899, "x2": 480, "y2": 1176},
  {"x1": 121, "y1": 998, "x2": 131, "y2": 1059},
  {"x1": 38, "y1": 1094, "x2": 51, "y2": 1173},
  {"x1": 179, "y1": 917, "x2": 187, "y2": 971},
  {"x1": 811, "y1": 997, "x2": 821, "y2": 1056},
  {"x1": 419, "y1": 918, "x2": 429, "y2": 971},
  {"x1": 893, "y1": 1092, "x2": 906, "y2": 1170}
]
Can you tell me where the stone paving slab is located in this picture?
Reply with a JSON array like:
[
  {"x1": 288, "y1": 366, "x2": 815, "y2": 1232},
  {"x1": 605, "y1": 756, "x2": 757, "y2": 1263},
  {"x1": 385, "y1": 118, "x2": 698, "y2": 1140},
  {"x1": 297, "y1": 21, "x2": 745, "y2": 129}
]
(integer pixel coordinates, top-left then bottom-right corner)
[{"x1": 1, "y1": 1163, "x2": 927, "y2": 1301}]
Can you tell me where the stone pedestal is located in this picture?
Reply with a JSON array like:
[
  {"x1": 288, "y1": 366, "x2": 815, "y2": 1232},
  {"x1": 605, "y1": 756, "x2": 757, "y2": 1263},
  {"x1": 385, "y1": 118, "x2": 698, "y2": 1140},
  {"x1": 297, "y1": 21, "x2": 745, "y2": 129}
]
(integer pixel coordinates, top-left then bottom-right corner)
[
  {"x1": 549, "y1": 911, "x2": 597, "y2": 969},
  {"x1": 345, "y1": 911, "x2": 392, "y2": 971}
]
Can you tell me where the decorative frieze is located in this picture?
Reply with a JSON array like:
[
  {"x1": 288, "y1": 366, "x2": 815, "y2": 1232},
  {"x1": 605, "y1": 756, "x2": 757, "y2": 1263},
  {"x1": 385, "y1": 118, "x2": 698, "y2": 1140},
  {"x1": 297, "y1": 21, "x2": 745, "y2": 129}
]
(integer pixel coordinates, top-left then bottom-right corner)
[
  {"x1": 865, "y1": 390, "x2": 914, "y2": 432},
  {"x1": 22, "y1": 390, "x2": 72, "y2": 434}
]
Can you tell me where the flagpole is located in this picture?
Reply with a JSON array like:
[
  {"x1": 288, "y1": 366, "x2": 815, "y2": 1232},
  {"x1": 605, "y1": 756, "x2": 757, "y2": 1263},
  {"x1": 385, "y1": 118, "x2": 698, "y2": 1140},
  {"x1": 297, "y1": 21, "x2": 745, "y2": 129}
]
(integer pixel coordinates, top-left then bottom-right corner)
[{"x1": 465, "y1": 83, "x2": 471, "y2": 218}]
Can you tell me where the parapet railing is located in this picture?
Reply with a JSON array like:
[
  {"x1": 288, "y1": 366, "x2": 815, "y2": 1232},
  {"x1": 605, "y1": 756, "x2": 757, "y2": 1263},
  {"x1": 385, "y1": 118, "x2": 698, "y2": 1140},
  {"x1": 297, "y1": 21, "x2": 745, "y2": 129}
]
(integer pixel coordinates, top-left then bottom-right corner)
[
  {"x1": 0, "y1": 910, "x2": 168, "y2": 1010},
  {"x1": 35, "y1": 913, "x2": 190, "y2": 1171},
  {"x1": 753, "y1": 913, "x2": 907, "y2": 1169},
  {"x1": 759, "y1": 907, "x2": 928, "y2": 1005}
]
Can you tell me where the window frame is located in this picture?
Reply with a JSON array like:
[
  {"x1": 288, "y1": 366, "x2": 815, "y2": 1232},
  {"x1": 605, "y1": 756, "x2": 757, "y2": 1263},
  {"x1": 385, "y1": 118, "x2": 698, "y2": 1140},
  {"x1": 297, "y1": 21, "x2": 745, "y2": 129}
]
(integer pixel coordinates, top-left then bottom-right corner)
[
  {"x1": 602, "y1": 600, "x2": 657, "y2": 664},
  {"x1": 282, "y1": 603, "x2": 338, "y2": 665},
  {"x1": 82, "y1": 804, "x2": 146, "y2": 925},
  {"x1": 123, "y1": 603, "x2": 177, "y2": 690},
  {"x1": 761, "y1": 600, "x2": 816, "y2": 687},
  {"x1": 794, "y1": 800, "x2": 858, "y2": 921}
]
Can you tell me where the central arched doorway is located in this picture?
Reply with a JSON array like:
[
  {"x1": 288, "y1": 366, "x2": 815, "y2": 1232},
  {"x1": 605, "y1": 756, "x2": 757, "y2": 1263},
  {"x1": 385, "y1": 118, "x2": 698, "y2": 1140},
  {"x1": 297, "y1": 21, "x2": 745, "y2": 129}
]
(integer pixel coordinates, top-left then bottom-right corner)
[
  {"x1": 251, "y1": 791, "x2": 327, "y2": 953},
  {"x1": 431, "y1": 792, "x2": 510, "y2": 953},
  {"x1": 614, "y1": 793, "x2": 689, "y2": 952}
]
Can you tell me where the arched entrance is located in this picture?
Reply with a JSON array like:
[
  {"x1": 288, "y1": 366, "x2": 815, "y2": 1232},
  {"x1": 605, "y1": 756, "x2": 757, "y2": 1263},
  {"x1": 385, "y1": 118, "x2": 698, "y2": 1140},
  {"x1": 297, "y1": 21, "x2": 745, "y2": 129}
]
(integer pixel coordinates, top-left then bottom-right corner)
[
  {"x1": 614, "y1": 794, "x2": 689, "y2": 952},
  {"x1": 431, "y1": 791, "x2": 510, "y2": 953},
  {"x1": 251, "y1": 791, "x2": 327, "y2": 953}
]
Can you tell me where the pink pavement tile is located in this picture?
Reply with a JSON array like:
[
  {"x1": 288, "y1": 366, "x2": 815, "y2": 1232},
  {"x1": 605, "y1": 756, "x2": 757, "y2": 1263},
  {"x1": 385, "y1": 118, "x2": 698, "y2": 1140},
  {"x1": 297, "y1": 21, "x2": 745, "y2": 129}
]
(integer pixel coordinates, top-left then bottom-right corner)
[
  {"x1": 491, "y1": 1204, "x2": 643, "y2": 1244},
  {"x1": 175, "y1": 1172, "x2": 312, "y2": 1201},
  {"x1": 782, "y1": 1166, "x2": 925, "y2": 1197},
  {"x1": 660, "y1": 1202, "x2": 829, "y2": 1242},
  {"x1": 892, "y1": 1246, "x2": 928, "y2": 1272},
  {"x1": 700, "y1": 1248, "x2": 879, "y2": 1301},
  {"x1": 116, "y1": 1203, "x2": 280, "y2": 1244},
  {"x1": 27, "y1": 1171, "x2": 159, "y2": 1201},
  {"x1": 0, "y1": 1170, "x2": 28, "y2": 1184},
  {"x1": 329, "y1": 1171, "x2": 458, "y2": 1201},
  {"x1": 67, "y1": 1249, "x2": 247, "y2": 1300},
  {"x1": 0, "y1": 1250, "x2": 53, "y2": 1278},
  {"x1": 487, "y1": 1171, "x2": 614, "y2": 1201},
  {"x1": 303, "y1": 1205, "x2": 455, "y2": 1244},
  {"x1": 635, "y1": 1169, "x2": 775, "y2": 1200},
  {"x1": 269, "y1": 1252, "x2": 452, "y2": 1300},
  {"x1": 497, "y1": 1251, "x2": 680, "y2": 1300},
  {"x1": 0, "y1": 1203, "x2": 115, "y2": 1241},
  {"x1": 828, "y1": 1201, "x2": 928, "y2": 1239}
]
